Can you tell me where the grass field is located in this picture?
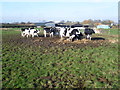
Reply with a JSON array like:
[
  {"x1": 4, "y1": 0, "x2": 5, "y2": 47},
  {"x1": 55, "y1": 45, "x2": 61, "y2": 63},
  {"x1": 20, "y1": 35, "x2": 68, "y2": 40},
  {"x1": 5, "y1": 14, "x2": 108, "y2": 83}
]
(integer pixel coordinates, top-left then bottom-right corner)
[{"x1": 1, "y1": 28, "x2": 119, "y2": 88}]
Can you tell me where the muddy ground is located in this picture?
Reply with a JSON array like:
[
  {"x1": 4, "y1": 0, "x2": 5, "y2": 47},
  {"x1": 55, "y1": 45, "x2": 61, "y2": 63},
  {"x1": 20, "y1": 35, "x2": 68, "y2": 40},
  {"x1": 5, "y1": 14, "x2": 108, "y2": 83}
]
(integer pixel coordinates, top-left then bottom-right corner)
[{"x1": 3, "y1": 34, "x2": 118, "y2": 50}]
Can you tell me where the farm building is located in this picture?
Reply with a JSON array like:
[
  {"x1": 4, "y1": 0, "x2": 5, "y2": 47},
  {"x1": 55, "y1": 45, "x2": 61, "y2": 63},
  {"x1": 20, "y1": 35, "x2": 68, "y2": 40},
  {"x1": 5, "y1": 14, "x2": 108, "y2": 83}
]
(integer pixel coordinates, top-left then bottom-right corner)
[
  {"x1": 55, "y1": 23, "x2": 91, "y2": 29},
  {"x1": 97, "y1": 25, "x2": 110, "y2": 29},
  {"x1": 34, "y1": 23, "x2": 46, "y2": 28},
  {"x1": 34, "y1": 21, "x2": 56, "y2": 27},
  {"x1": 45, "y1": 22, "x2": 55, "y2": 27}
]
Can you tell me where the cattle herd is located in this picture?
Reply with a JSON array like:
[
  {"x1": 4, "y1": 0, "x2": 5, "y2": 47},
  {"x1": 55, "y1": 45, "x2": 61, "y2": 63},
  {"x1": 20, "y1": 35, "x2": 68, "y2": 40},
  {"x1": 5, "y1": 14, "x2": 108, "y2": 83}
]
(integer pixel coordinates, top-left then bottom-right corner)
[{"x1": 21, "y1": 26, "x2": 95, "y2": 41}]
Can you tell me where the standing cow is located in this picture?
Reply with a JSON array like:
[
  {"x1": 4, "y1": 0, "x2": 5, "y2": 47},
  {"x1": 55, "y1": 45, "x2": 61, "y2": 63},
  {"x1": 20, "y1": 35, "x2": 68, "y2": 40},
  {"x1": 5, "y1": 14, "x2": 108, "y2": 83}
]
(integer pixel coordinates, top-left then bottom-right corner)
[
  {"x1": 21, "y1": 28, "x2": 40, "y2": 38},
  {"x1": 58, "y1": 27, "x2": 83, "y2": 41},
  {"x1": 21, "y1": 28, "x2": 30, "y2": 37},
  {"x1": 44, "y1": 27, "x2": 58, "y2": 37},
  {"x1": 84, "y1": 28, "x2": 95, "y2": 40}
]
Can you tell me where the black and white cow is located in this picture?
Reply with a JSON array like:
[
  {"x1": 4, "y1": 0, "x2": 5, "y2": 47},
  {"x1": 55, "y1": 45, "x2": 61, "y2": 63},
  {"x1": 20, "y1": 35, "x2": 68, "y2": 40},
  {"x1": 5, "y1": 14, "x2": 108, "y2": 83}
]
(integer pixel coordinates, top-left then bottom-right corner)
[
  {"x1": 29, "y1": 28, "x2": 40, "y2": 37},
  {"x1": 69, "y1": 29, "x2": 83, "y2": 41},
  {"x1": 21, "y1": 28, "x2": 30, "y2": 37},
  {"x1": 84, "y1": 28, "x2": 95, "y2": 40},
  {"x1": 57, "y1": 27, "x2": 71, "y2": 38},
  {"x1": 21, "y1": 28, "x2": 40, "y2": 38},
  {"x1": 44, "y1": 27, "x2": 58, "y2": 37},
  {"x1": 58, "y1": 27, "x2": 83, "y2": 41},
  {"x1": 56, "y1": 27, "x2": 66, "y2": 38}
]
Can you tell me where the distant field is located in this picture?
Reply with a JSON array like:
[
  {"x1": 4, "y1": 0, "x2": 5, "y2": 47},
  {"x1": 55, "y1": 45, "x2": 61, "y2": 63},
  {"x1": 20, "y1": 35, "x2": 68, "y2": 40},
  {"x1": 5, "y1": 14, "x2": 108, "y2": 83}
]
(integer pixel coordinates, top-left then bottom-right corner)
[
  {"x1": 2, "y1": 28, "x2": 119, "y2": 88},
  {"x1": 101, "y1": 28, "x2": 119, "y2": 35}
]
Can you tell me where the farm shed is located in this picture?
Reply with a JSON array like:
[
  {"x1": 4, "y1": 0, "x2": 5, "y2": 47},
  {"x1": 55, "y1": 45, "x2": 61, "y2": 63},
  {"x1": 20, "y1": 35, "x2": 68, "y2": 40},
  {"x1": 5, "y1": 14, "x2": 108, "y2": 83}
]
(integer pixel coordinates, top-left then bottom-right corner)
[
  {"x1": 45, "y1": 22, "x2": 55, "y2": 27},
  {"x1": 34, "y1": 23, "x2": 46, "y2": 28},
  {"x1": 97, "y1": 25, "x2": 110, "y2": 29},
  {"x1": 55, "y1": 23, "x2": 70, "y2": 27},
  {"x1": 71, "y1": 24, "x2": 83, "y2": 27}
]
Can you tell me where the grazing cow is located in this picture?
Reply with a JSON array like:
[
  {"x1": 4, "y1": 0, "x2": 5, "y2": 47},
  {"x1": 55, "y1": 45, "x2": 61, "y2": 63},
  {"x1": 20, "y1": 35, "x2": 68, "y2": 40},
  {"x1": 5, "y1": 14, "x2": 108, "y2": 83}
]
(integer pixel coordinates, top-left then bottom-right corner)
[
  {"x1": 84, "y1": 28, "x2": 95, "y2": 40},
  {"x1": 58, "y1": 27, "x2": 83, "y2": 41},
  {"x1": 57, "y1": 27, "x2": 68, "y2": 39},
  {"x1": 44, "y1": 27, "x2": 53, "y2": 37},
  {"x1": 29, "y1": 28, "x2": 40, "y2": 37},
  {"x1": 21, "y1": 28, "x2": 40, "y2": 38},
  {"x1": 44, "y1": 27, "x2": 58, "y2": 37},
  {"x1": 21, "y1": 28, "x2": 30, "y2": 37},
  {"x1": 69, "y1": 29, "x2": 83, "y2": 41},
  {"x1": 57, "y1": 27, "x2": 73, "y2": 38}
]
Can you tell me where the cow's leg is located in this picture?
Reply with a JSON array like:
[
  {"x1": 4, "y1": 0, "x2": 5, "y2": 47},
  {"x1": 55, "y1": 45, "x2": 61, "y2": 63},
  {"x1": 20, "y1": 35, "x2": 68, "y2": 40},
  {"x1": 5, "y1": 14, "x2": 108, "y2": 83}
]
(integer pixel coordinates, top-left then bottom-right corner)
[
  {"x1": 60, "y1": 35, "x2": 63, "y2": 39},
  {"x1": 89, "y1": 35, "x2": 91, "y2": 40},
  {"x1": 22, "y1": 32, "x2": 26, "y2": 37},
  {"x1": 24, "y1": 33, "x2": 27, "y2": 37},
  {"x1": 21, "y1": 32, "x2": 23, "y2": 36},
  {"x1": 21, "y1": 32, "x2": 25, "y2": 37},
  {"x1": 32, "y1": 34, "x2": 34, "y2": 38},
  {"x1": 60, "y1": 35, "x2": 62, "y2": 39},
  {"x1": 86, "y1": 35, "x2": 90, "y2": 39},
  {"x1": 26, "y1": 34, "x2": 29, "y2": 38},
  {"x1": 69, "y1": 35, "x2": 75, "y2": 41},
  {"x1": 60, "y1": 35, "x2": 64, "y2": 41},
  {"x1": 44, "y1": 30, "x2": 46, "y2": 37},
  {"x1": 86, "y1": 34, "x2": 91, "y2": 40},
  {"x1": 51, "y1": 32, "x2": 53, "y2": 37},
  {"x1": 36, "y1": 34, "x2": 38, "y2": 37},
  {"x1": 50, "y1": 33, "x2": 51, "y2": 37}
]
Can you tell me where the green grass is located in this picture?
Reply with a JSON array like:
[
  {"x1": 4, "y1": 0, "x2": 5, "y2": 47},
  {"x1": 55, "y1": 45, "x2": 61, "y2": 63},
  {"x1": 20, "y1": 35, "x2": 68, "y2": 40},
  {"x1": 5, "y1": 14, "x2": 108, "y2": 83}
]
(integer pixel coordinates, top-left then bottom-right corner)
[
  {"x1": 1, "y1": 28, "x2": 20, "y2": 35},
  {"x1": 2, "y1": 28, "x2": 119, "y2": 88},
  {"x1": 1, "y1": 28, "x2": 43, "y2": 35},
  {"x1": 102, "y1": 28, "x2": 118, "y2": 35}
]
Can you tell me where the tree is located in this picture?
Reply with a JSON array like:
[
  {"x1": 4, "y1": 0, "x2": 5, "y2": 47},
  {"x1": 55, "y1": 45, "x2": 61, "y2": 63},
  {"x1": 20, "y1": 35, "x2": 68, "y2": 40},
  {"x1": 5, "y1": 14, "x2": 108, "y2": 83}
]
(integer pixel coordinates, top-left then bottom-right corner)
[
  {"x1": 27, "y1": 21, "x2": 32, "y2": 24},
  {"x1": 94, "y1": 20, "x2": 102, "y2": 23},
  {"x1": 81, "y1": 19, "x2": 93, "y2": 24},
  {"x1": 102, "y1": 20, "x2": 114, "y2": 26},
  {"x1": 60, "y1": 20, "x2": 65, "y2": 23},
  {"x1": 20, "y1": 22, "x2": 26, "y2": 24},
  {"x1": 81, "y1": 19, "x2": 94, "y2": 27}
]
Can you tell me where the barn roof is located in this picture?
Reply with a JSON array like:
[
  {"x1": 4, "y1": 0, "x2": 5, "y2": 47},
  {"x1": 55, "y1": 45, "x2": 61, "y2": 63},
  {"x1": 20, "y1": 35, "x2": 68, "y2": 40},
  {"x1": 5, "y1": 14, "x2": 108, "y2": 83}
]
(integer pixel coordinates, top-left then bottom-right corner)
[
  {"x1": 71, "y1": 24, "x2": 83, "y2": 27},
  {"x1": 45, "y1": 23, "x2": 55, "y2": 27},
  {"x1": 34, "y1": 23, "x2": 46, "y2": 26}
]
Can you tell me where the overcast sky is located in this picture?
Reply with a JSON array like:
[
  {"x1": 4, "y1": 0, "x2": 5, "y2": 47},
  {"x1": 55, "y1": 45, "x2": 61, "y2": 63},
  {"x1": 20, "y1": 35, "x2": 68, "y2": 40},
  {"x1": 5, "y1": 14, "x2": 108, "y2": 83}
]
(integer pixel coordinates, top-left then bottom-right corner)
[{"x1": 0, "y1": 0, "x2": 119, "y2": 23}]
